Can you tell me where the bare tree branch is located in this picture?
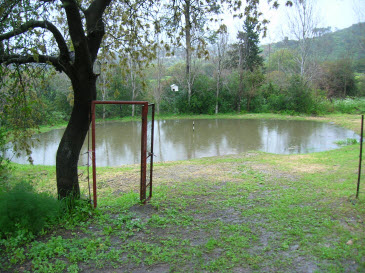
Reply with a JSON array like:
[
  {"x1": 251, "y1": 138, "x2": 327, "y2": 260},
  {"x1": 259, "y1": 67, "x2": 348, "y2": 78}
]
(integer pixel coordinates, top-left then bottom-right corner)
[{"x1": 0, "y1": 54, "x2": 63, "y2": 71}]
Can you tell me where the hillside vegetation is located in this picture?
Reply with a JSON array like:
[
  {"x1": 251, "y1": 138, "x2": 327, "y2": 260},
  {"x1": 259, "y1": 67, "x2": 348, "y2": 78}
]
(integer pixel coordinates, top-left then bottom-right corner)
[{"x1": 262, "y1": 23, "x2": 365, "y2": 72}]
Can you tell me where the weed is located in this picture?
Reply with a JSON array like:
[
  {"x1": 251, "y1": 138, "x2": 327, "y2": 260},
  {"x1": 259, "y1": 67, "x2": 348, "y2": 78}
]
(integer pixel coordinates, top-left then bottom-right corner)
[
  {"x1": 205, "y1": 238, "x2": 218, "y2": 252},
  {"x1": 0, "y1": 181, "x2": 62, "y2": 237},
  {"x1": 335, "y1": 138, "x2": 358, "y2": 146}
]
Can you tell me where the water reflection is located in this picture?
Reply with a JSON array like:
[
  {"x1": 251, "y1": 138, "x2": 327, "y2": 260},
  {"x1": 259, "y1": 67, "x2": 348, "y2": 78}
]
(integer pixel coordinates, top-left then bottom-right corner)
[{"x1": 8, "y1": 119, "x2": 358, "y2": 166}]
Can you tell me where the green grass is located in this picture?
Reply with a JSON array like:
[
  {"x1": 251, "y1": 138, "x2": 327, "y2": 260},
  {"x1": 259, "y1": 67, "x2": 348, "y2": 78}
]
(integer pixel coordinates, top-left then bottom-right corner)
[
  {"x1": 335, "y1": 138, "x2": 358, "y2": 146},
  {"x1": 1, "y1": 114, "x2": 364, "y2": 272}
]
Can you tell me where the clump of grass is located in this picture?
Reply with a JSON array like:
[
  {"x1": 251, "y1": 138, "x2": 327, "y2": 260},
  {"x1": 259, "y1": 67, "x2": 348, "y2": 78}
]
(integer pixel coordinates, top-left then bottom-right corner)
[
  {"x1": 335, "y1": 138, "x2": 359, "y2": 146},
  {"x1": 0, "y1": 181, "x2": 62, "y2": 237}
]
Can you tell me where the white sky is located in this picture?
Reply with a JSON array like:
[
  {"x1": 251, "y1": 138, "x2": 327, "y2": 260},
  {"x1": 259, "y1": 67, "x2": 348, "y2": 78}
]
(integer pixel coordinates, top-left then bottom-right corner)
[{"x1": 224, "y1": 0, "x2": 365, "y2": 44}]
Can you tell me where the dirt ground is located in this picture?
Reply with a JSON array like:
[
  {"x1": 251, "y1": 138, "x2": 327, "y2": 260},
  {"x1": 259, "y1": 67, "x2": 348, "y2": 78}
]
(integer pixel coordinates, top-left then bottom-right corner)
[{"x1": 72, "y1": 151, "x2": 364, "y2": 272}]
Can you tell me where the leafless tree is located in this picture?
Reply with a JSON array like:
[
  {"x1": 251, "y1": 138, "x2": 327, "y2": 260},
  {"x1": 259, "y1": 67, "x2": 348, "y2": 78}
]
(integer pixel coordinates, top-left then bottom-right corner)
[
  {"x1": 286, "y1": 0, "x2": 319, "y2": 81},
  {"x1": 211, "y1": 26, "x2": 229, "y2": 114}
]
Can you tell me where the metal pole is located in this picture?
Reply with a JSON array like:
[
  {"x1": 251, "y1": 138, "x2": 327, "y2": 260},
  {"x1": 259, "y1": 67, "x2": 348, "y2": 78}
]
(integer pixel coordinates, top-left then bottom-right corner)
[
  {"x1": 91, "y1": 101, "x2": 97, "y2": 208},
  {"x1": 356, "y1": 115, "x2": 364, "y2": 199},
  {"x1": 149, "y1": 104, "x2": 155, "y2": 199},
  {"x1": 140, "y1": 103, "x2": 148, "y2": 203},
  {"x1": 87, "y1": 111, "x2": 91, "y2": 203}
]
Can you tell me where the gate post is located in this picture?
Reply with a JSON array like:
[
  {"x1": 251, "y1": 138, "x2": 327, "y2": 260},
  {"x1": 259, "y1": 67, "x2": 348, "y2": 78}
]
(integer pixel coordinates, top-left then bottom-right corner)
[
  {"x1": 91, "y1": 101, "x2": 97, "y2": 208},
  {"x1": 140, "y1": 102, "x2": 148, "y2": 202}
]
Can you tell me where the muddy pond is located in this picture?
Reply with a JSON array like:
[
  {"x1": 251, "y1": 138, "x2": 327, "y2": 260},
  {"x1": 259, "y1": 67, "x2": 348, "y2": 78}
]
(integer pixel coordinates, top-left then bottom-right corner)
[{"x1": 8, "y1": 119, "x2": 358, "y2": 166}]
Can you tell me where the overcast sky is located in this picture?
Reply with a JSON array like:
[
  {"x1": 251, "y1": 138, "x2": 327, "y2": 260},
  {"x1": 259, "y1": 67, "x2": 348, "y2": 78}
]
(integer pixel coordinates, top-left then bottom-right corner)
[{"x1": 224, "y1": 0, "x2": 365, "y2": 44}]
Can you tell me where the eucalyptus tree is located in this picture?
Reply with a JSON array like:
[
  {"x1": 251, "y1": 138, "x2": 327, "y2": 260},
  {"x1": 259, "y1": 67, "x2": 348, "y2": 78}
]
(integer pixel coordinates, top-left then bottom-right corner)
[
  {"x1": 96, "y1": 50, "x2": 115, "y2": 120},
  {"x1": 0, "y1": 0, "x2": 292, "y2": 200},
  {"x1": 286, "y1": 0, "x2": 318, "y2": 80},
  {"x1": 209, "y1": 25, "x2": 229, "y2": 114},
  {"x1": 150, "y1": 33, "x2": 166, "y2": 115},
  {"x1": 162, "y1": 0, "x2": 220, "y2": 105}
]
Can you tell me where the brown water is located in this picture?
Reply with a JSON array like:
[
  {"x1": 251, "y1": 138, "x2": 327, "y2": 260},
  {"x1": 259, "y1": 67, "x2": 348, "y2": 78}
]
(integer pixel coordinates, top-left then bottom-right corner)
[{"x1": 8, "y1": 119, "x2": 358, "y2": 166}]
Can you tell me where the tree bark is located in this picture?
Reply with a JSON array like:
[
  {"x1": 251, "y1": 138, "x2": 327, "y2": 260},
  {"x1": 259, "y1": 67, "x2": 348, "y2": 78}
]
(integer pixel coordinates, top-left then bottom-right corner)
[{"x1": 56, "y1": 68, "x2": 97, "y2": 199}]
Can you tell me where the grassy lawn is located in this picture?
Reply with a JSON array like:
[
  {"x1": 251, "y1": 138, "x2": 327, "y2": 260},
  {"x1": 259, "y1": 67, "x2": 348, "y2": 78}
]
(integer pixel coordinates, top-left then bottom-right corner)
[{"x1": 1, "y1": 114, "x2": 364, "y2": 272}]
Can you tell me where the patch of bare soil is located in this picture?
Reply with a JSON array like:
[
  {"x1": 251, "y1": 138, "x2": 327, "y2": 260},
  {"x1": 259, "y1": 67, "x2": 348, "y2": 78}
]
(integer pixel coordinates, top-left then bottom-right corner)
[{"x1": 88, "y1": 156, "x2": 327, "y2": 272}]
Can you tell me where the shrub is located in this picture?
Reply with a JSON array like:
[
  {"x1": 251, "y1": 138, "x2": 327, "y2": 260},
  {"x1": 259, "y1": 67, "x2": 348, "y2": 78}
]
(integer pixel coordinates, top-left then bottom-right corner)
[
  {"x1": 266, "y1": 75, "x2": 316, "y2": 114},
  {"x1": 285, "y1": 75, "x2": 314, "y2": 114},
  {"x1": 0, "y1": 181, "x2": 62, "y2": 237}
]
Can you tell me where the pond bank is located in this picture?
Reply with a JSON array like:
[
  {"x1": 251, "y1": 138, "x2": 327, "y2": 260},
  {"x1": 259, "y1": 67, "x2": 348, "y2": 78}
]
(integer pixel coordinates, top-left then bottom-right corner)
[{"x1": 38, "y1": 113, "x2": 363, "y2": 135}]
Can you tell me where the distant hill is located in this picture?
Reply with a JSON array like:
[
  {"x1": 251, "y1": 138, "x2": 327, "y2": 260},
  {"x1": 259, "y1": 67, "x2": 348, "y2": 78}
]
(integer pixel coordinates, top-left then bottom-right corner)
[{"x1": 261, "y1": 23, "x2": 365, "y2": 72}]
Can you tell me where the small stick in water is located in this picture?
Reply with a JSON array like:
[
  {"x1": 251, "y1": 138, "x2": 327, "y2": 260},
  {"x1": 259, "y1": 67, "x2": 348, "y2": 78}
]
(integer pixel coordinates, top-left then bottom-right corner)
[{"x1": 193, "y1": 121, "x2": 195, "y2": 131}]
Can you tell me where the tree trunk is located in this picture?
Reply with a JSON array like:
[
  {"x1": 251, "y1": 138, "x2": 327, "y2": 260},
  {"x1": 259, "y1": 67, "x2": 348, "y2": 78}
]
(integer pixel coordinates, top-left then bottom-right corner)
[
  {"x1": 247, "y1": 93, "x2": 251, "y2": 112},
  {"x1": 238, "y1": 69, "x2": 244, "y2": 113},
  {"x1": 184, "y1": 1, "x2": 192, "y2": 105},
  {"x1": 130, "y1": 62, "x2": 137, "y2": 117},
  {"x1": 156, "y1": 59, "x2": 162, "y2": 115},
  {"x1": 101, "y1": 76, "x2": 107, "y2": 120},
  {"x1": 238, "y1": 42, "x2": 244, "y2": 113},
  {"x1": 56, "y1": 73, "x2": 96, "y2": 199},
  {"x1": 215, "y1": 65, "x2": 221, "y2": 114}
]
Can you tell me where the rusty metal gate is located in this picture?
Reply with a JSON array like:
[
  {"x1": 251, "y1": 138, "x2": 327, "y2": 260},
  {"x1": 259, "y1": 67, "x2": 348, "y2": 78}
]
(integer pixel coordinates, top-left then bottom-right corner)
[{"x1": 90, "y1": 101, "x2": 155, "y2": 208}]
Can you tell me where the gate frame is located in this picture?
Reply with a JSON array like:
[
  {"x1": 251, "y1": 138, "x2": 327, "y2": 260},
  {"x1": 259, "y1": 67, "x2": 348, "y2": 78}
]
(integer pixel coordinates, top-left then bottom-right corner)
[{"x1": 91, "y1": 101, "x2": 154, "y2": 208}]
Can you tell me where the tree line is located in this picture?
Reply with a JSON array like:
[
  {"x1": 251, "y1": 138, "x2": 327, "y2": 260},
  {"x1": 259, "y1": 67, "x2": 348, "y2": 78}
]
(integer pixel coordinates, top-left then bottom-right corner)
[{"x1": 29, "y1": 22, "x2": 364, "y2": 124}]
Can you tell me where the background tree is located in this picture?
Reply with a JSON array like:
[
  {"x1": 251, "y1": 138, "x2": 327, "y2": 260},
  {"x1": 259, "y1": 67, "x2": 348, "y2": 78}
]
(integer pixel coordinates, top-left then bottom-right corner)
[
  {"x1": 96, "y1": 50, "x2": 116, "y2": 120},
  {"x1": 150, "y1": 34, "x2": 167, "y2": 115},
  {"x1": 244, "y1": 68, "x2": 265, "y2": 112},
  {"x1": 162, "y1": 0, "x2": 290, "y2": 106},
  {"x1": 163, "y1": 0, "x2": 221, "y2": 105},
  {"x1": 286, "y1": 0, "x2": 318, "y2": 81},
  {"x1": 229, "y1": 16, "x2": 264, "y2": 112},
  {"x1": 210, "y1": 25, "x2": 229, "y2": 114},
  {"x1": 319, "y1": 58, "x2": 357, "y2": 98},
  {"x1": 266, "y1": 48, "x2": 298, "y2": 74}
]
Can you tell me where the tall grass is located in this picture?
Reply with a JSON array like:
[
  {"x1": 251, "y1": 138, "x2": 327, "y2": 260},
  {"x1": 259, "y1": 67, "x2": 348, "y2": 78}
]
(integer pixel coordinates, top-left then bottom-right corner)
[{"x1": 332, "y1": 97, "x2": 365, "y2": 114}]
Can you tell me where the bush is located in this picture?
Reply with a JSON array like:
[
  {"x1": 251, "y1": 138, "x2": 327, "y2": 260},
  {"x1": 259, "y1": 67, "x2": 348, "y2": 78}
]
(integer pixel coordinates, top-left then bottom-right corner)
[
  {"x1": 174, "y1": 74, "x2": 216, "y2": 114},
  {"x1": 285, "y1": 75, "x2": 314, "y2": 113},
  {"x1": 0, "y1": 182, "x2": 62, "y2": 237},
  {"x1": 266, "y1": 75, "x2": 315, "y2": 114}
]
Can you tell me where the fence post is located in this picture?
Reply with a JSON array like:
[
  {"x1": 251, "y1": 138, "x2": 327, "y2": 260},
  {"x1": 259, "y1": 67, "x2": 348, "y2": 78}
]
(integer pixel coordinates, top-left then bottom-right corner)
[
  {"x1": 356, "y1": 115, "x2": 364, "y2": 199},
  {"x1": 140, "y1": 103, "x2": 148, "y2": 203}
]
